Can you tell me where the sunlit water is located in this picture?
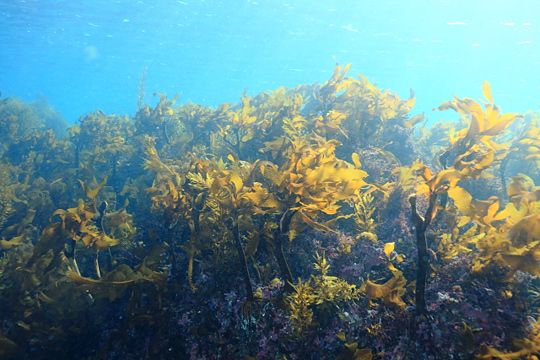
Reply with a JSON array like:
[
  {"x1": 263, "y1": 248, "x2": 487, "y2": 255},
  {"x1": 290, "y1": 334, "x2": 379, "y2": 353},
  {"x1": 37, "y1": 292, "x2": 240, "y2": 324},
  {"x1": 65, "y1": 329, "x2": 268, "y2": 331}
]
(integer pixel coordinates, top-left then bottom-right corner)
[{"x1": 1, "y1": 0, "x2": 539, "y2": 123}]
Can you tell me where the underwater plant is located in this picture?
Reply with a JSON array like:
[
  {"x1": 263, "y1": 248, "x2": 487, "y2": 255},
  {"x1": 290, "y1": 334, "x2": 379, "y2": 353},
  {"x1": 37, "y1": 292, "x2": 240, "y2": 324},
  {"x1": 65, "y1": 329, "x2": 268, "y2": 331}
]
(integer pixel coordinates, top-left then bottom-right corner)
[
  {"x1": 0, "y1": 96, "x2": 44, "y2": 151},
  {"x1": 287, "y1": 252, "x2": 360, "y2": 338},
  {"x1": 28, "y1": 95, "x2": 68, "y2": 139},
  {"x1": 2, "y1": 64, "x2": 540, "y2": 360},
  {"x1": 0, "y1": 160, "x2": 12, "y2": 231},
  {"x1": 408, "y1": 82, "x2": 521, "y2": 315}
]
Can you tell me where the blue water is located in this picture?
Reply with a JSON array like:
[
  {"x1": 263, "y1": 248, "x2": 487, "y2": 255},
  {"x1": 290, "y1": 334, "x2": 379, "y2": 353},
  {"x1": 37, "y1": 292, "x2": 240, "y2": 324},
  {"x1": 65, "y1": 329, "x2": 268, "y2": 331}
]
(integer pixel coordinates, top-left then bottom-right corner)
[{"x1": 1, "y1": 0, "x2": 539, "y2": 124}]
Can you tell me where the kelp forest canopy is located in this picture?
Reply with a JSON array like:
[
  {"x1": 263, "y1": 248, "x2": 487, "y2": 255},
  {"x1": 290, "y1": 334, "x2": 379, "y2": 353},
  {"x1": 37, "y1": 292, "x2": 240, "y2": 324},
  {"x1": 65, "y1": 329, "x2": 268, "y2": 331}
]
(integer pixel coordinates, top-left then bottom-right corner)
[{"x1": 1, "y1": 63, "x2": 540, "y2": 360}]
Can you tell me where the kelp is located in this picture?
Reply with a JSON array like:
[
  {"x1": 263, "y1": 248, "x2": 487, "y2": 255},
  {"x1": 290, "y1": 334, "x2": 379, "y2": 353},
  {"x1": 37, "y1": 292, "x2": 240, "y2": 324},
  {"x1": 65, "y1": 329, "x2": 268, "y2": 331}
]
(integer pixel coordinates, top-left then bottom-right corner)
[
  {"x1": 259, "y1": 134, "x2": 371, "y2": 291},
  {"x1": 437, "y1": 173, "x2": 540, "y2": 277},
  {"x1": 436, "y1": 81, "x2": 521, "y2": 167},
  {"x1": 1, "y1": 64, "x2": 540, "y2": 359},
  {"x1": 448, "y1": 186, "x2": 509, "y2": 230},
  {"x1": 477, "y1": 316, "x2": 540, "y2": 359},
  {"x1": 507, "y1": 175, "x2": 540, "y2": 208},
  {"x1": 0, "y1": 161, "x2": 13, "y2": 230},
  {"x1": 404, "y1": 82, "x2": 520, "y2": 318},
  {"x1": 69, "y1": 262, "x2": 166, "y2": 301},
  {"x1": 499, "y1": 113, "x2": 540, "y2": 193},
  {"x1": 335, "y1": 340, "x2": 372, "y2": 360}
]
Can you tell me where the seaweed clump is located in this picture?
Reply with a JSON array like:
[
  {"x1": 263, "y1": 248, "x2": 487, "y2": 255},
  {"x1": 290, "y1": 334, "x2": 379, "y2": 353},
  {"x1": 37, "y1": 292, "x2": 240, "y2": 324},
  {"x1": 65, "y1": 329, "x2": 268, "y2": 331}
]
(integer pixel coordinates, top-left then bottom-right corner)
[
  {"x1": 0, "y1": 161, "x2": 12, "y2": 230},
  {"x1": 0, "y1": 65, "x2": 539, "y2": 360}
]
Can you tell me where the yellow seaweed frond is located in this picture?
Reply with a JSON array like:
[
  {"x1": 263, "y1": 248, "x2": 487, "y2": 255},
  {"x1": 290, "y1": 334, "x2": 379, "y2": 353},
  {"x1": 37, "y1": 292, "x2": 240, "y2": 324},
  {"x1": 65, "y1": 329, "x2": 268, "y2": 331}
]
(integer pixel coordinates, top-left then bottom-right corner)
[
  {"x1": 364, "y1": 274, "x2": 407, "y2": 309},
  {"x1": 69, "y1": 264, "x2": 154, "y2": 301},
  {"x1": 477, "y1": 316, "x2": 540, "y2": 359},
  {"x1": 507, "y1": 214, "x2": 540, "y2": 248},
  {"x1": 0, "y1": 234, "x2": 26, "y2": 250},
  {"x1": 502, "y1": 252, "x2": 540, "y2": 277},
  {"x1": 435, "y1": 82, "x2": 522, "y2": 154},
  {"x1": 335, "y1": 341, "x2": 372, "y2": 360},
  {"x1": 384, "y1": 242, "x2": 395, "y2": 260},
  {"x1": 319, "y1": 62, "x2": 352, "y2": 102},
  {"x1": 78, "y1": 176, "x2": 107, "y2": 200},
  {"x1": 507, "y1": 175, "x2": 540, "y2": 209},
  {"x1": 448, "y1": 186, "x2": 509, "y2": 230}
]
